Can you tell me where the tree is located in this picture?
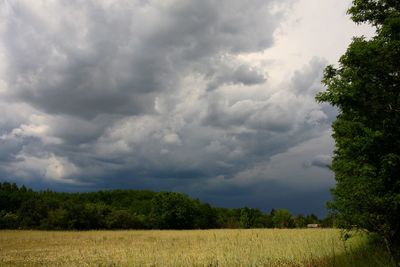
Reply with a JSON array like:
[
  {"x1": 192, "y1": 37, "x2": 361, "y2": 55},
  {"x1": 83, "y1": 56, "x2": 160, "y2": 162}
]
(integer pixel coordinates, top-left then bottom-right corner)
[
  {"x1": 150, "y1": 192, "x2": 197, "y2": 229},
  {"x1": 316, "y1": 0, "x2": 400, "y2": 258},
  {"x1": 193, "y1": 203, "x2": 218, "y2": 229},
  {"x1": 239, "y1": 207, "x2": 263, "y2": 228},
  {"x1": 294, "y1": 214, "x2": 307, "y2": 228},
  {"x1": 272, "y1": 209, "x2": 294, "y2": 228},
  {"x1": 105, "y1": 209, "x2": 145, "y2": 229},
  {"x1": 305, "y1": 214, "x2": 320, "y2": 225}
]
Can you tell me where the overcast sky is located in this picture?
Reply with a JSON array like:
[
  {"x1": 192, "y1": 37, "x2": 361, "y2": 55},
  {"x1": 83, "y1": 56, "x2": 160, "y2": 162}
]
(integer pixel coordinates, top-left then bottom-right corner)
[{"x1": 0, "y1": 0, "x2": 374, "y2": 216}]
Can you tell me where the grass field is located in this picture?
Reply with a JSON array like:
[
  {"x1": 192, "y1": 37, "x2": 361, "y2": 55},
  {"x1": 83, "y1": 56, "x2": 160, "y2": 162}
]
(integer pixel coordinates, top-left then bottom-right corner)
[{"x1": 0, "y1": 229, "x2": 394, "y2": 267}]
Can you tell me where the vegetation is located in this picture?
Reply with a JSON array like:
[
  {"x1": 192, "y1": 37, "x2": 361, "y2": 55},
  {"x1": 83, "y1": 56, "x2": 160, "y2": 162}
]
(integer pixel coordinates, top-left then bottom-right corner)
[
  {"x1": 0, "y1": 182, "x2": 325, "y2": 230},
  {"x1": 0, "y1": 229, "x2": 395, "y2": 267},
  {"x1": 316, "y1": 0, "x2": 400, "y2": 258}
]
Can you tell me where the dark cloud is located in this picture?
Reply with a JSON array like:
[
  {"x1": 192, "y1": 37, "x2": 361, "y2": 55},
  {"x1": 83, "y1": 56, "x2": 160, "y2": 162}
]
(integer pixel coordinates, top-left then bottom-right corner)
[
  {"x1": 199, "y1": 183, "x2": 332, "y2": 217},
  {"x1": 303, "y1": 154, "x2": 332, "y2": 169},
  {"x1": 207, "y1": 63, "x2": 267, "y2": 90},
  {"x1": 311, "y1": 155, "x2": 332, "y2": 169},
  {"x1": 2, "y1": 0, "x2": 282, "y2": 119},
  {"x1": 290, "y1": 57, "x2": 327, "y2": 96},
  {"x1": 0, "y1": 0, "x2": 336, "y2": 215}
]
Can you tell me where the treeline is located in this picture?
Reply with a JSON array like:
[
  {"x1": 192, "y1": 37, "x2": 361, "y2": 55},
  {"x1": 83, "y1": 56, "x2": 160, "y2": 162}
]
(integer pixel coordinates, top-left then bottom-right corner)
[{"x1": 0, "y1": 182, "x2": 332, "y2": 230}]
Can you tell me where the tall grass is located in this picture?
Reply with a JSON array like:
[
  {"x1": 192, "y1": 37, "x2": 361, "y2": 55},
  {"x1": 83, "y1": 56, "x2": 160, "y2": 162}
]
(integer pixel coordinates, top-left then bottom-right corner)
[{"x1": 0, "y1": 229, "x2": 395, "y2": 266}]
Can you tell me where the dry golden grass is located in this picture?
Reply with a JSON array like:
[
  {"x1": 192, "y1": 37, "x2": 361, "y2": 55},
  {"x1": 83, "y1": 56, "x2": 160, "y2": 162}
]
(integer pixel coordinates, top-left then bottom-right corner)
[{"x1": 0, "y1": 229, "x2": 391, "y2": 267}]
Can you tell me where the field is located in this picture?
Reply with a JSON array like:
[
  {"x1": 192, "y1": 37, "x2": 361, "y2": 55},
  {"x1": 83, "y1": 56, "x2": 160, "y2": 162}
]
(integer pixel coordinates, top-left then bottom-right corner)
[{"x1": 0, "y1": 229, "x2": 394, "y2": 267}]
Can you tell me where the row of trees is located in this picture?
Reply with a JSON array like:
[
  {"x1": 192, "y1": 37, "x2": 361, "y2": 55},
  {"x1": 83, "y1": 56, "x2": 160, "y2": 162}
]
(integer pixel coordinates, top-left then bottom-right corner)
[{"x1": 0, "y1": 182, "x2": 328, "y2": 230}]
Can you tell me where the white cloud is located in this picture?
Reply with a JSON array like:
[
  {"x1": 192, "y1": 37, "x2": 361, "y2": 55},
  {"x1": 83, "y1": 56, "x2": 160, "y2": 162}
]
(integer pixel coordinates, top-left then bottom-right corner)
[
  {"x1": 1, "y1": 114, "x2": 62, "y2": 145},
  {"x1": 240, "y1": 0, "x2": 374, "y2": 87},
  {"x1": 9, "y1": 153, "x2": 79, "y2": 184}
]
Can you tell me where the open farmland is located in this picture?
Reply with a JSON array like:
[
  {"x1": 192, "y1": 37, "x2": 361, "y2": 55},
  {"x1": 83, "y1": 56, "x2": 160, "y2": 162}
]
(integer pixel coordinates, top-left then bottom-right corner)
[{"x1": 0, "y1": 229, "x2": 394, "y2": 267}]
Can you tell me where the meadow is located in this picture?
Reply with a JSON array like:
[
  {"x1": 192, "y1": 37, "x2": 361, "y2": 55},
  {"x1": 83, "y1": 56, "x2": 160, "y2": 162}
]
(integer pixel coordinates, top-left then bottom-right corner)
[{"x1": 0, "y1": 229, "x2": 395, "y2": 267}]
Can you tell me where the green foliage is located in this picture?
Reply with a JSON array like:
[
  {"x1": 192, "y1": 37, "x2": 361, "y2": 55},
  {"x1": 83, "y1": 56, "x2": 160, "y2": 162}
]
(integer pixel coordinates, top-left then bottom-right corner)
[
  {"x1": 348, "y1": 0, "x2": 400, "y2": 26},
  {"x1": 0, "y1": 182, "x2": 322, "y2": 230},
  {"x1": 0, "y1": 211, "x2": 19, "y2": 229},
  {"x1": 105, "y1": 210, "x2": 146, "y2": 229},
  {"x1": 150, "y1": 192, "x2": 197, "y2": 229},
  {"x1": 193, "y1": 203, "x2": 219, "y2": 229},
  {"x1": 294, "y1": 214, "x2": 307, "y2": 228},
  {"x1": 272, "y1": 209, "x2": 294, "y2": 228},
  {"x1": 239, "y1": 207, "x2": 263, "y2": 228},
  {"x1": 316, "y1": 0, "x2": 400, "y2": 258}
]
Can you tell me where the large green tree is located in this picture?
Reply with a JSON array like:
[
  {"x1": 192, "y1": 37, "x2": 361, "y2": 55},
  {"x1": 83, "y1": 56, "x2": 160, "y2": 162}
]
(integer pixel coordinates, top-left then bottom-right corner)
[{"x1": 316, "y1": 0, "x2": 400, "y2": 257}]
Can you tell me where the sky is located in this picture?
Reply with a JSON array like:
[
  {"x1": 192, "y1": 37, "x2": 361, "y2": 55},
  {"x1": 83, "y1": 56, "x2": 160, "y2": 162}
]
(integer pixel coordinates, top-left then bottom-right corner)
[{"x1": 0, "y1": 0, "x2": 374, "y2": 216}]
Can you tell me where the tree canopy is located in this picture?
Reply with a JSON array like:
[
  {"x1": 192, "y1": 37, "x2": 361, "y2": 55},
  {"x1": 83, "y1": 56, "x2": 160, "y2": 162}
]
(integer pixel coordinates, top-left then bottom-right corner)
[
  {"x1": 316, "y1": 0, "x2": 400, "y2": 258},
  {"x1": 0, "y1": 182, "x2": 325, "y2": 230}
]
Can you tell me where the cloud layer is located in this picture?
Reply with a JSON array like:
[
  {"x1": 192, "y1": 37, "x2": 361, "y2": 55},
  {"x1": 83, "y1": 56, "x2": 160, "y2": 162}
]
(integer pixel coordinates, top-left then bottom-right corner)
[{"x1": 0, "y1": 0, "x2": 355, "y2": 215}]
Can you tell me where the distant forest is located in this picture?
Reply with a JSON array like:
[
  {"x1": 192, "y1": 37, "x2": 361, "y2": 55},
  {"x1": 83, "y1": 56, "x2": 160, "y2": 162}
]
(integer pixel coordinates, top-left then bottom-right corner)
[{"x1": 0, "y1": 182, "x2": 332, "y2": 230}]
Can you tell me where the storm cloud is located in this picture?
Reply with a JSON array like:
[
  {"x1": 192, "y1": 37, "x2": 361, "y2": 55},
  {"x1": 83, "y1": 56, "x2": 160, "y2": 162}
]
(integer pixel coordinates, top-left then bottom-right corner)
[
  {"x1": 2, "y1": 0, "x2": 282, "y2": 118},
  {"x1": 0, "y1": 0, "x2": 372, "y2": 216}
]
